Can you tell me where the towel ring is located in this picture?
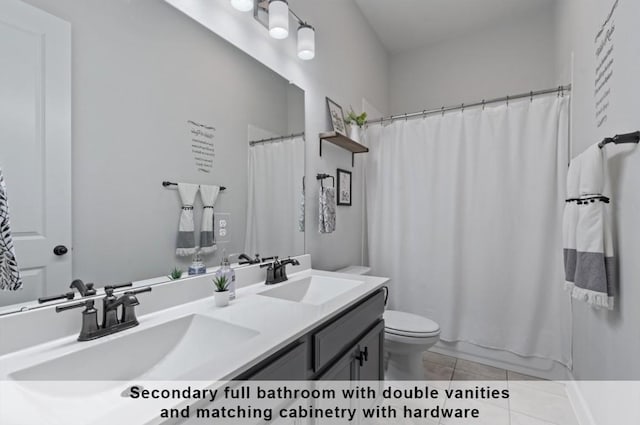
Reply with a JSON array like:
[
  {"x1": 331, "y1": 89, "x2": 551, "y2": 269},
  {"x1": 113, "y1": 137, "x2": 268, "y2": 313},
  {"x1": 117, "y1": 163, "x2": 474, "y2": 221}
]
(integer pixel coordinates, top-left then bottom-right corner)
[{"x1": 316, "y1": 173, "x2": 334, "y2": 188}]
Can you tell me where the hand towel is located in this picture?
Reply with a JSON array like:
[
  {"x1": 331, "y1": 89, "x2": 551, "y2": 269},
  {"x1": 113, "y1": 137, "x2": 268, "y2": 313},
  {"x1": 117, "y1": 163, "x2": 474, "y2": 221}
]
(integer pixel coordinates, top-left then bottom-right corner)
[
  {"x1": 298, "y1": 178, "x2": 305, "y2": 232},
  {"x1": 199, "y1": 184, "x2": 220, "y2": 254},
  {"x1": 563, "y1": 144, "x2": 616, "y2": 309},
  {"x1": 0, "y1": 168, "x2": 22, "y2": 291},
  {"x1": 319, "y1": 186, "x2": 336, "y2": 233},
  {"x1": 176, "y1": 183, "x2": 199, "y2": 256}
]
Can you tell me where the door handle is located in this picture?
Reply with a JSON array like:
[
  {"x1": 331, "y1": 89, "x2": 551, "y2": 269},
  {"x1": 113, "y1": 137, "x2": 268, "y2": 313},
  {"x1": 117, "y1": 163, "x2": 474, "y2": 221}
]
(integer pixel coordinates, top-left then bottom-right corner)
[{"x1": 53, "y1": 245, "x2": 68, "y2": 256}]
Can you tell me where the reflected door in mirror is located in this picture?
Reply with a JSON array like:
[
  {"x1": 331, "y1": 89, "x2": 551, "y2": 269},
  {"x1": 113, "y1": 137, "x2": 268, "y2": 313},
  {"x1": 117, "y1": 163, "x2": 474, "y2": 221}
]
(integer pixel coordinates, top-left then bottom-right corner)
[{"x1": 0, "y1": 1, "x2": 71, "y2": 307}]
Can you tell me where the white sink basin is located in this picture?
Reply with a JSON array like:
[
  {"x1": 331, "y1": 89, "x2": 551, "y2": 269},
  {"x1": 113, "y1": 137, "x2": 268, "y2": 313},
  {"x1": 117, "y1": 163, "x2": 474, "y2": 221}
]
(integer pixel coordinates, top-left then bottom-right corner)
[
  {"x1": 258, "y1": 275, "x2": 364, "y2": 305},
  {"x1": 11, "y1": 314, "x2": 259, "y2": 387}
]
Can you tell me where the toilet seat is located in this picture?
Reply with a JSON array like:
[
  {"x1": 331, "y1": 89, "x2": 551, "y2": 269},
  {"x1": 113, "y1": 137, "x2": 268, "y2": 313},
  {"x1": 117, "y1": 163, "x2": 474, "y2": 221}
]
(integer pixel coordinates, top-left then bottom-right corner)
[{"x1": 384, "y1": 310, "x2": 440, "y2": 338}]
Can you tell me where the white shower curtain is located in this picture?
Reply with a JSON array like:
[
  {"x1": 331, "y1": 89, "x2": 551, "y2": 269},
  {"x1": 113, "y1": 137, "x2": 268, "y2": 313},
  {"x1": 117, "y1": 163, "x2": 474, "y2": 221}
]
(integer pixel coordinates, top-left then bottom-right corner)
[
  {"x1": 245, "y1": 136, "x2": 305, "y2": 258},
  {"x1": 366, "y1": 95, "x2": 572, "y2": 367}
]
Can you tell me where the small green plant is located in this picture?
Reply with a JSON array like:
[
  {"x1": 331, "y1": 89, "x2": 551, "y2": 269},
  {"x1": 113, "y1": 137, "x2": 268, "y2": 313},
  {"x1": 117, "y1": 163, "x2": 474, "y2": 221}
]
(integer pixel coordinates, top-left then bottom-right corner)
[
  {"x1": 169, "y1": 267, "x2": 183, "y2": 280},
  {"x1": 344, "y1": 107, "x2": 368, "y2": 127},
  {"x1": 212, "y1": 275, "x2": 229, "y2": 292}
]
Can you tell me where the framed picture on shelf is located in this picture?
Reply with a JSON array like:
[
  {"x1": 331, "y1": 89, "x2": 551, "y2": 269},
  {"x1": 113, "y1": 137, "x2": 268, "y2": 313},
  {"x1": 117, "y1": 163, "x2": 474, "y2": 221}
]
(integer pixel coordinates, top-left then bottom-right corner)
[
  {"x1": 337, "y1": 168, "x2": 352, "y2": 206},
  {"x1": 326, "y1": 97, "x2": 347, "y2": 136}
]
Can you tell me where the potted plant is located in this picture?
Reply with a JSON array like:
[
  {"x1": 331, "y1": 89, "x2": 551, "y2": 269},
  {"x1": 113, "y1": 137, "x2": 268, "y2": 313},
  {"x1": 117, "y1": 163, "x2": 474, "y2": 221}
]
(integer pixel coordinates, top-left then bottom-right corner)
[
  {"x1": 344, "y1": 108, "x2": 367, "y2": 143},
  {"x1": 168, "y1": 267, "x2": 183, "y2": 280},
  {"x1": 212, "y1": 275, "x2": 230, "y2": 307}
]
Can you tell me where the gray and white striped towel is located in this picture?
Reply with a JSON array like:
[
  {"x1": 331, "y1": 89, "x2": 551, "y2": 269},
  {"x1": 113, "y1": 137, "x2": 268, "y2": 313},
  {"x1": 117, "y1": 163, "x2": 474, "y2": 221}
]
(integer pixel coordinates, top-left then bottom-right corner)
[
  {"x1": 199, "y1": 185, "x2": 220, "y2": 254},
  {"x1": 0, "y1": 168, "x2": 22, "y2": 291},
  {"x1": 176, "y1": 183, "x2": 199, "y2": 257},
  {"x1": 563, "y1": 144, "x2": 616, "y2": 309}
]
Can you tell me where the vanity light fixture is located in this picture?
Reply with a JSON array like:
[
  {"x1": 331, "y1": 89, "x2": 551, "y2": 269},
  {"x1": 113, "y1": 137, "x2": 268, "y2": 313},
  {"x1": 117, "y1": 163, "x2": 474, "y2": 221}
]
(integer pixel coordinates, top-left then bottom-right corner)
[
  {"x1": 268, "y1": 0, "x2": 289, "y2": 39},
  {"x1": 297, "y1": 23, "x2": 315, "y2": 60},
  {"x1": 254, "y1": 0, "x2": 315, "y2": 59},
  {"x1": 231, "y1": 0, "x2": 254, "y2": 12}
]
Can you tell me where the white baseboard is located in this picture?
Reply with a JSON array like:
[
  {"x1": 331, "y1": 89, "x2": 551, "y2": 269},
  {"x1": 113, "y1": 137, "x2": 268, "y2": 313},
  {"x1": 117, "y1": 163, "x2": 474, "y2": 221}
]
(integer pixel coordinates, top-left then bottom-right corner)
[{"x1": 566, "y1": 380, "x2": 597, "y2": 425}]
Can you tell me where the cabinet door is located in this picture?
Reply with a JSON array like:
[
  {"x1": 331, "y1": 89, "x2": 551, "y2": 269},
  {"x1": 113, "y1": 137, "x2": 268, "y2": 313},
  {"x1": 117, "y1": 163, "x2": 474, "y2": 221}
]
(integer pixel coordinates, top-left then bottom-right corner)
[
  {"x1": 357, "y1": 321, "x2": 385, "y2": 381},
  {"x1": 316, "y1": 345, "x2": 358, "y2": 381}
]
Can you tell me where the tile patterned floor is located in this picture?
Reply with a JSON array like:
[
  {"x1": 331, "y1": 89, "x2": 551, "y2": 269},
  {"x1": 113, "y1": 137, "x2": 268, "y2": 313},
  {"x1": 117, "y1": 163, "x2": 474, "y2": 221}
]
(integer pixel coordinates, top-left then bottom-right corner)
[{"x1": 419, "y1": 351, "x2": 579, "y2": 425}]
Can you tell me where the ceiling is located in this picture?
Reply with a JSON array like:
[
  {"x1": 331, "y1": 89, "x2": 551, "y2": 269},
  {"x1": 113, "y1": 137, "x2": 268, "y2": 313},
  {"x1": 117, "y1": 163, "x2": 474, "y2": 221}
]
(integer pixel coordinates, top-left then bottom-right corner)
[{"x1": 353, "y1": 0, "x2": 556, "y2": 53}]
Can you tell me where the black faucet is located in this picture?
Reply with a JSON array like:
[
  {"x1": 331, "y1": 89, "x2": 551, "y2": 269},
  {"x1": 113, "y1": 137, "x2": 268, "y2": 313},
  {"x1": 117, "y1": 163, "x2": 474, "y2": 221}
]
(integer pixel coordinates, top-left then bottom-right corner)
[
  {"x1": 70, "y1": 279, "x2": 97, "y2": 297},
  {"x1": 260, "y1": 257, "x2": 301, "y2": 285},
  {"x1": 56, "y1": 283, "x2": 151, "y2": 341},
  {"x1": 238, "y1": 253, "x2": 262, "y2": 265}
]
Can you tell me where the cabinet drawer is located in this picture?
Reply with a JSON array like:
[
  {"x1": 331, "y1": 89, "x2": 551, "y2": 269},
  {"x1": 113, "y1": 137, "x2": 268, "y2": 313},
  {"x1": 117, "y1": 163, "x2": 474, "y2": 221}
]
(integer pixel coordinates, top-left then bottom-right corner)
[
  {"x1": 312, "y1": 290, "x2": 384, "y2": 373},
  {"x1": 247, "y1": 340, "x2": 307, "y2": 380}
]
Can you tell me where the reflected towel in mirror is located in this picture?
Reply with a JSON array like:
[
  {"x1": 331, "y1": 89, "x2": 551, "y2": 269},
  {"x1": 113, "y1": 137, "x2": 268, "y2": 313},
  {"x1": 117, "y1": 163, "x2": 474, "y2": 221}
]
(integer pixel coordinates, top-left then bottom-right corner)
[
  {"x1": 0, "y1": 168, "x2": 22, "y2": 291},
  {"x1": 176, "y1": 183, "x2": 199, "y2": 256},
  {"x1": 199, "y1": 185, "x2": 220, "y2": 254},
  {"x1": 319, "y1": 187, "x2": 336, "y2": 233}
]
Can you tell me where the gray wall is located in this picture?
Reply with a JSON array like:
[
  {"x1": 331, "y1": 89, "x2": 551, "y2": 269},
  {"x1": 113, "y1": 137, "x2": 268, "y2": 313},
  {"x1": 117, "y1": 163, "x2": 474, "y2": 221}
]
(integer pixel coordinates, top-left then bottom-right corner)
[
  {"x1": 168, "y1": 0, "x2": 391, "y2": 272},
  {"x1": 389, "y1": 4, "x2": 559, "y2": 114},
  {"x1": 555, "y1": 0, "x2": 640, "y2": 387},
  {"x1": 22, "y1": 0, "x2": 297, "y2": 285}
]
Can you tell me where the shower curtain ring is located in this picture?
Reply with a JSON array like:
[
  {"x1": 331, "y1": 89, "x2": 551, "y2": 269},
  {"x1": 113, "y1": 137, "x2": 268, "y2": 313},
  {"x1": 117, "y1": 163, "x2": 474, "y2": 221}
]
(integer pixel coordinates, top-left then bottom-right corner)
[
  {"x1": 423, "y1": 110, "x2": 427, "y2": 119},
  {"x1": 461, "y1": 103, "x2": 465, "y2": 113},
  {"x1": 557, "y1": 86, "x2": 562, "y2": 97},
  {"x1": 441, "y1": 106, "x2": 445, "y2": 117},
  {"x1": 482, "y1": 100, "x2": 485, "y2": 110},
  {"x1": 530, "y1": 91, "x2": 534, "y2": 102},
  {"x1": 506, "y1": 95, "x2": 510, "y2": 106},
  {"x1": 404, "y1": 113, "x2": 408, "y2": 122}
]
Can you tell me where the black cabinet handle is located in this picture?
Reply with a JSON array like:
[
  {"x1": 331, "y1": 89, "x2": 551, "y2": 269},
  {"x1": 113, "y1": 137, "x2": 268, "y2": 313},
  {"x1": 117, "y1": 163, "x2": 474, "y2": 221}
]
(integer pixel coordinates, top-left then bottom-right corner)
[
  {"x1": 355, "y1": 347, "x2": 369, "y2": 367},
  {"x1": 53, "y1": 245, "x2": 68, "y2": 256}
]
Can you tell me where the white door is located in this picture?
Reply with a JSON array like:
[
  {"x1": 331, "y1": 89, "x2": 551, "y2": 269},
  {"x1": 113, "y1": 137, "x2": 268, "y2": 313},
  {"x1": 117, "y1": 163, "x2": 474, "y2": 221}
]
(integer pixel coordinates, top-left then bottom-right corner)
[{"x1": 0, "y1": 0, "x2": 71, "y2": 307}]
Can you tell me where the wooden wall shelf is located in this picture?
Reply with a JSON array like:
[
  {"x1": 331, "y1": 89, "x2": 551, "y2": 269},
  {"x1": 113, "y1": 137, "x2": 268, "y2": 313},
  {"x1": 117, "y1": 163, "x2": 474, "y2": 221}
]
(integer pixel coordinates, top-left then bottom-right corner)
[{"x1": 319, "y1": 131, "x2": 369, "y2": 166}]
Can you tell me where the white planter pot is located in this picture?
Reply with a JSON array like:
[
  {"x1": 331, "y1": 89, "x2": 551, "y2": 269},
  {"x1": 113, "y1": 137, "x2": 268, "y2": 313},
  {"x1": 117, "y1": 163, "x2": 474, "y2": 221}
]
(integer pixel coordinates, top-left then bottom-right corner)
[
  {"x1": 214, "y1": 290, "x2": 230, "y2": 307},
  {"x1": 349, "y1": 125, "x2": 361, "y2": 143}
]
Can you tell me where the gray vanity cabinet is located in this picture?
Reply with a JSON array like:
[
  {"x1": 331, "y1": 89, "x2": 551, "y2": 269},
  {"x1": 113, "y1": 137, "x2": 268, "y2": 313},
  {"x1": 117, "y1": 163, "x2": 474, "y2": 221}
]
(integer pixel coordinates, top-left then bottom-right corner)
[
  {"x1": 241, "y1": 289, "x2": 385, "y2": 381},
  {"x1": 316, "y1": 320, "x2": 384, "y2": 381}
]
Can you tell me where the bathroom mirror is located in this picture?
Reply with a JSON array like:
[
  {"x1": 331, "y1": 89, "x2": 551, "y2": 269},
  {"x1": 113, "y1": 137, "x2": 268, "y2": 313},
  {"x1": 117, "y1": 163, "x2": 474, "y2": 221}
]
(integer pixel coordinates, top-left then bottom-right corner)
[{"x1": 0, "y1": 0, "x2": 305, "y2": 314}]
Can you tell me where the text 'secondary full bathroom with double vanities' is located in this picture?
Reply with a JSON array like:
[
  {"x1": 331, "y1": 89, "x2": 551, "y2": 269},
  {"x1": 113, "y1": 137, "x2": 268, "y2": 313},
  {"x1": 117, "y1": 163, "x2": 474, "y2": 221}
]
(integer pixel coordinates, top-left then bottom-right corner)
[{"x1": 0, "y1": 1, "x2": 638, "y2": 424}]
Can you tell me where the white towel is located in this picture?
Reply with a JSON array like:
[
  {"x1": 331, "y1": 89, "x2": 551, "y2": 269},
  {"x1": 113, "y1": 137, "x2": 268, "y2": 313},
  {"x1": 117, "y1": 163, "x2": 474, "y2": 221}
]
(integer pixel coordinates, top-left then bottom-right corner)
[
  {"x1": 319, "y1": 186, "x2": 336, "y2": 233},
  {"x1": 562, "y1": 144, "x2": 616, "y2": 309},
  {"x1": 199, "y1": 185, "x2": 220, "y2": 254},
  {"x1": 176, "y1": 183, "x2": 199, "y2": 256},
  {"x1": 0, "y1": 168, "x2": 22, "y2": 291}
]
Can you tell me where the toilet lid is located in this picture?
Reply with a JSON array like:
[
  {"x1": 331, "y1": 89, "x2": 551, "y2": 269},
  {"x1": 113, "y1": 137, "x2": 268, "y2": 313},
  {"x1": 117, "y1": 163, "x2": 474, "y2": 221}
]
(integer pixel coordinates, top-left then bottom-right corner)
[{"x1": 384, "y1": 310, "x2": 440, "y2": 337}]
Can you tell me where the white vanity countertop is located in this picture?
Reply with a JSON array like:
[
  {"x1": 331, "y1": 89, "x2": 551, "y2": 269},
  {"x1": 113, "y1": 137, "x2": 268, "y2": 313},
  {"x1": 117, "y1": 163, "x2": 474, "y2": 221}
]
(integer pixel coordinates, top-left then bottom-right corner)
[{"x1": 0, "y1": 264, "x2": 388, "y2": 425}]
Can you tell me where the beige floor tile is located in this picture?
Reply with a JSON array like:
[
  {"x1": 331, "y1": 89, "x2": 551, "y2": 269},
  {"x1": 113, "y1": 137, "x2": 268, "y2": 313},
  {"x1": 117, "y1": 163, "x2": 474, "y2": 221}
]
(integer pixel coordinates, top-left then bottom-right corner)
[
  {"x1": 509, "y1": 379, "x2": 567, "y2": 397},
  {"x1": 423, "y1": 351, "x2": 457, "y2": 368},
  {"x1": 454, "y1": 359, "x2": 507, "y2": 380},
  {"x1": 508, "y1": 370, "x2": 543, "y2": 381},
  {"x1": 511, "y1": 411, "x2": 558, "y2": 425},
  {"x1": 509, "y1": 384, "x2": 578, "y2": 425},
  {"x1": 423, "y1": 361, "x2": 454, "y2": 385},
  {"x1": 440, "y1": 398, "x2": 510, "y2": 425}
]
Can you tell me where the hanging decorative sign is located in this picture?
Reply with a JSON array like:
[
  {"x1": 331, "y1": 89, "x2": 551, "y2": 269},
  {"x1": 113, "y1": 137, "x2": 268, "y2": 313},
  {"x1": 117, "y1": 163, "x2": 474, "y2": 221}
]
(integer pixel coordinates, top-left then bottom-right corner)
[
  {"x1": 593, "y1": 0, "x2": 618, "y2": 129},
  {"x1": 187, "y1": 120, "x2": 216, "y2": 173}
]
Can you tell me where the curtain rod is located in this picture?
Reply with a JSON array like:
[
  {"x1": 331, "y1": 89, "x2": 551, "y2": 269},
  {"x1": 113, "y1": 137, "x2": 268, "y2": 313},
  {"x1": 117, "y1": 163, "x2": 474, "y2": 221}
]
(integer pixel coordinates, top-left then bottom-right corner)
[
  {"x1": 249, "y1": 132, "x2": 305, "y2": 146},
  {"x1": 372, "y1": 84, "x2": 572, "y2": 126}
]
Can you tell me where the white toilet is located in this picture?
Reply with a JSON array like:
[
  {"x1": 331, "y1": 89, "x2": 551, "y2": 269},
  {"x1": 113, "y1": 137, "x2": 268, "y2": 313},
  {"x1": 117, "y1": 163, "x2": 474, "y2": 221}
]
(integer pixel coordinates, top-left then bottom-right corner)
[{"x1": 337, "y1": 266, "x2": 441, "y2": 380}]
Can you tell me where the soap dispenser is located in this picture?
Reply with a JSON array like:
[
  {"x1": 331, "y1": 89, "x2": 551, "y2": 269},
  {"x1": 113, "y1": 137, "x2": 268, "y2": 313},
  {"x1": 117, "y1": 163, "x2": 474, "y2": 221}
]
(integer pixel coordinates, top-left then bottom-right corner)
[
  {"x1": 188, "y1": 250, "x2": 206, "y2": 275},
  {"x1": 215, "y1": 249, "x2": 236, "y2": 299}
]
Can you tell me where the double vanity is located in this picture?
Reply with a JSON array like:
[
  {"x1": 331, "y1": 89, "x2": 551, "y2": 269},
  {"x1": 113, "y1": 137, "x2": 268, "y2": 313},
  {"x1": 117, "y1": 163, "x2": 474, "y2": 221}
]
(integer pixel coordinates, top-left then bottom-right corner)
[{"x1": 0, "y1": 255, "x2": 388, "y2": 424}]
